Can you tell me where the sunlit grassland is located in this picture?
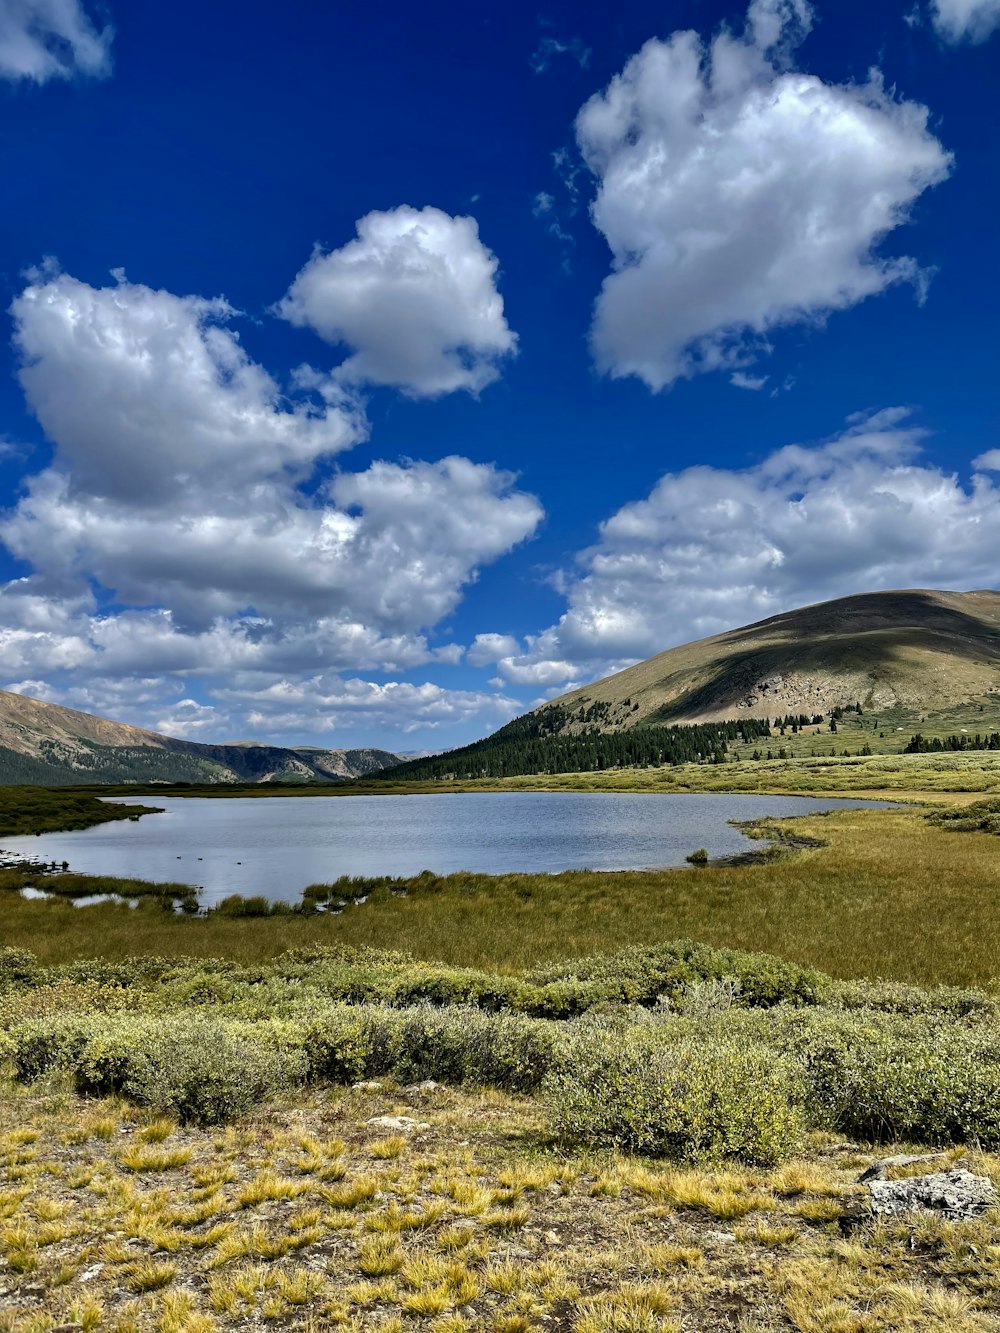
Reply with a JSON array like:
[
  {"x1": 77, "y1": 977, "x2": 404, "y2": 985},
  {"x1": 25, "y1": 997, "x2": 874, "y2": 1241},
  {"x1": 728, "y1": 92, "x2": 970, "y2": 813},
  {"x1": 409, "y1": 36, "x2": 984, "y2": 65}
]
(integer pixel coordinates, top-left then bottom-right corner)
[
  {"x1": 5, "y1": 805, "x2": 1000, "y2": 988},
  {"x1": 5, "y1": 1080, "x2": 998, "y2": 1333}
]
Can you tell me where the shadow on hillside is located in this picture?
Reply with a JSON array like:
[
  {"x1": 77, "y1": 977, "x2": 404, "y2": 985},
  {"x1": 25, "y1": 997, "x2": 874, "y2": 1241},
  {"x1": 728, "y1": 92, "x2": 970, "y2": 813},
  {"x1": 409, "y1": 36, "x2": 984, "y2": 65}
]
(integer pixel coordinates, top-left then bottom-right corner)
[{"x1": 650, "y1": 592, "x2": 1000, "y2": 721}]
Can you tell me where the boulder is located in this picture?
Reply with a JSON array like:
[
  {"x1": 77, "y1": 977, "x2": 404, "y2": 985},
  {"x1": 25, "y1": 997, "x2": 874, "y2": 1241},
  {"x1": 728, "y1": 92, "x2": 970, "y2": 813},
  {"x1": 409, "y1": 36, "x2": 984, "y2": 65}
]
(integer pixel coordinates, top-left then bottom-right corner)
[
  {"x1": 867, "y1": 1169, "x2": 995, "y2": 1221},
  {"x1": 858, "y1": 1152, "x2": 946, "y2": 1183}
]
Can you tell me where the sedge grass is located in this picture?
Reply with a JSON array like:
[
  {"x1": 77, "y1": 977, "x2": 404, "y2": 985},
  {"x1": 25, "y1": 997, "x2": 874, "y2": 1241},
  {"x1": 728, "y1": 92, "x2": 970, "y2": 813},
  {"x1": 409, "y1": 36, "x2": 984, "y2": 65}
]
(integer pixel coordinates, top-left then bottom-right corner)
[{"x1": 5, "y1": 805, "x2": 1000, "y2": 987}]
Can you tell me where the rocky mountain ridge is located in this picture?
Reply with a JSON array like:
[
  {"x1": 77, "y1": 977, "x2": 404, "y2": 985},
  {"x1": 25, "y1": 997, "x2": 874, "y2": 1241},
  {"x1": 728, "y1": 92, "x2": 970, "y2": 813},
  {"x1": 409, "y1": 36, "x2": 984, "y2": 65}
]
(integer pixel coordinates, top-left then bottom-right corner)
[{"x1": 0, "y1": 689, "x2": 402, "y2": 785}]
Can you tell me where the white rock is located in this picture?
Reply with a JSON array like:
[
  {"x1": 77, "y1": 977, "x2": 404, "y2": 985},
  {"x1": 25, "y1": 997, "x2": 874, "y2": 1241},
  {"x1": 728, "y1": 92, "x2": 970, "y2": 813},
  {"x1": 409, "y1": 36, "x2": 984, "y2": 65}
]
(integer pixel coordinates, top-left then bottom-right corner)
[{"x1": 366, "y1": 1115, "x2": 430, "y2": 1132}]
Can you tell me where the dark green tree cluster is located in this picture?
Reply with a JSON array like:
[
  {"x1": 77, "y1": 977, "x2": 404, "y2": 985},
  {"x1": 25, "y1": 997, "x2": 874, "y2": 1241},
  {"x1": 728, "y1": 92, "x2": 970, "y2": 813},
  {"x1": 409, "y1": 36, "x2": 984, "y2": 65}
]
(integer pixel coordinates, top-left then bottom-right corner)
[
  {"x1": 375, "y1": 711, "x2": 772, "y2": 781},
  {"x1": 905, "y1": 733, "x2": 1000, "y2": 754}
]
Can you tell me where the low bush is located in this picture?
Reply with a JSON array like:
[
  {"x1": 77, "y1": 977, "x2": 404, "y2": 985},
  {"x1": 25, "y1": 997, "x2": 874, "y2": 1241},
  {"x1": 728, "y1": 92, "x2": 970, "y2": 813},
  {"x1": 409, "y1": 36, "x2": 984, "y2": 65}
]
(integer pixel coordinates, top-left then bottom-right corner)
[
  {"x1": 526, "y1": 942, "x2": 828, "y2": 1011},
  {"x1": 715, "y1": 1008, "x2": 1000, "y2": 1147},
  {"x1": 75, "y1": 1016, "x2": 301, "y2": 1125},
  {"x1": 544, "y1": 1027, "x2": 804, "y2": 1164},
  {"x1": 8, "y1": 1012, "x2": 302, "y2": 1124},
  {"x1": 303, "y1": 1003, "x2": 557, "y2": 1092},
  {"x1": 9, "y1": 1013, "x2": 94, "y2": 1081},
  {"x1": 824, "y1": 977, "x2": 997, "y2": 1018},
  {"x1": 0, "y1": 945, "x2": 43, "y2": 992}
]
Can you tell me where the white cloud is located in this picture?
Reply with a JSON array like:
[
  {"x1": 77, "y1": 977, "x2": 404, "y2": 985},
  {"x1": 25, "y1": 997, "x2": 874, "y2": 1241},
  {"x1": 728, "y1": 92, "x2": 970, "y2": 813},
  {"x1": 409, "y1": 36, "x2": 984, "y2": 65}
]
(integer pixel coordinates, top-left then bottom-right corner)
[
  {"x1": 12, "y1": 268, "x2": 363, "y2": 506},
  {"x1": 217, "y1": 676, "x2": 523, "y2": 738},
  {"x1": 929, "y1": 0, "x2": 1000, "y2": 42},
  {"x1": 277, "y1": 206, "x2": 517, "y2": 398},
  {"x1": 0, "y1": 0, "x2": 111, "y2": 81},
  {"x1": 973, "y1": 449, "x2": 1000, "y2": 471},
  {"x1": 731, "y1": 372, "x2": 769, "y2": 391},
  {"x1": 467, "y1": 632, "x2": 521, "y2": 667},
  {"x1": 152, "y1": 699, "x2": 219, "y2": 739},
  {"x1": 575, "y1": 0, "x2": 952, "y2": 389},
  {"x1": 0, "y1": 266, "x2": 543, "y2": 742},
  {"x1": 492, "y1": 409, "x2": 1000, "y2": 686}
]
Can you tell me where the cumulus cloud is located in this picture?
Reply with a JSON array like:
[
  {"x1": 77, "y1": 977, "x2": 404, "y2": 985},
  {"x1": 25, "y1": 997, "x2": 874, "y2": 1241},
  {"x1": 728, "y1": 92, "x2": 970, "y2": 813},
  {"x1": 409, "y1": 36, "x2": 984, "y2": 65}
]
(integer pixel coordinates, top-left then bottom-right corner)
[
  {"x1": 929, "y1": 0, "x2": 1000, "y2": 41},
  {"x1": 467, "y1": 632, "x2": 521, "y2": 667},
  {"x1": 575, "y1": 0, "x2": 952, "y2": 389},
  {"x1": 277, "y1": 206, "x2": 517, "y2": 398},
  {"x1": 12, "y1": 268, "x2": 363, "y2": 506},
  {"x1": 216, "y1": 676, "x2": 523, "y2": 738},
  {"x1": 486, "y1": 409, "x2": 1000, "y2": 687},
  {"x1": 0, "y1": 266, "x2": 543, "y2": 743},
  {"x1": 0, "y1": 0, "x2": 111, "y2": 81}
]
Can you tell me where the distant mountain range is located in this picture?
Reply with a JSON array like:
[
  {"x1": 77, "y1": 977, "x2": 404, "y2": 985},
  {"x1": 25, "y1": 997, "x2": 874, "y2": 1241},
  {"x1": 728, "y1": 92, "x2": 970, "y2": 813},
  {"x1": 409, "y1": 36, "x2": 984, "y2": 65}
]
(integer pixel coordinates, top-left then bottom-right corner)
[
  {"x1": 0, "y1": 690, "x2": 402, "y2": 785},
  {"x1": 385, "y1": 589, "x2": 1000, "y2": 780}
]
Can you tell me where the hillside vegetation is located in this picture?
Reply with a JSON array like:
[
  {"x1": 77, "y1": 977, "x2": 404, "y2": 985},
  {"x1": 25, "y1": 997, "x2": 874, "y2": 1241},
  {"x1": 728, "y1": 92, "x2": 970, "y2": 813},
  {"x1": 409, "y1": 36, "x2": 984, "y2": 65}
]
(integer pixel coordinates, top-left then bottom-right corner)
[
  {"x1": 381, "y1": 590, "x2": 1000, "y2": 783},
  {"x1": 539, "y1": 588, "x2": 1000, "y2": 730}
]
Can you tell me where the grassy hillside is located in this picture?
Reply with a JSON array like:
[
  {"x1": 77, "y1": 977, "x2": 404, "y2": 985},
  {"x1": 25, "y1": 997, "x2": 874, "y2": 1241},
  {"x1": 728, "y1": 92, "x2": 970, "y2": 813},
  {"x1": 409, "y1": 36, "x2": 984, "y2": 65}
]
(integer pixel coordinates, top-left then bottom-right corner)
[{"x1": 541, "y1": 588, "x2": 1000, "y2": 731}]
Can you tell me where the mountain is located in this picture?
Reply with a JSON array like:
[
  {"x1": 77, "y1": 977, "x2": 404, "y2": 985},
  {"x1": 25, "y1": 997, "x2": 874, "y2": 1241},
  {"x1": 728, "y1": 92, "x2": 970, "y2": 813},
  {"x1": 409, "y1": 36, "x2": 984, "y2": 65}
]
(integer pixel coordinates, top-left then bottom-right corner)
[
  {"x1": 383, "y1": 589, "x2": 1000, "y2": 781},
  {"x1": 292, "y1": 747, "x2": 407, "y2": 780},
  {"x1": 0, "y1": 690, "x2": 403, "y2": 785},
  {"x1": 540, "y1": 589, "x2": 1000, "y2": 731}
]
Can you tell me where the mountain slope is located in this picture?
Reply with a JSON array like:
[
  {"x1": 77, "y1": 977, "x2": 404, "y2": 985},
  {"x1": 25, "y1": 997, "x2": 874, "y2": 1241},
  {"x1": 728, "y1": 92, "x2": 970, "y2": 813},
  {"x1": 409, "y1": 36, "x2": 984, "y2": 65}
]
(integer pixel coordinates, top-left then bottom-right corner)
[
  {"x1": 0, "y1": 690, "x2": 403, "y2": 785},
  {"x1": 541, "y1": 589, "x2": 1000, "y2": 732},
  {"x1": 384, "y1": 589, "x2": 1000, "y2": 781}
]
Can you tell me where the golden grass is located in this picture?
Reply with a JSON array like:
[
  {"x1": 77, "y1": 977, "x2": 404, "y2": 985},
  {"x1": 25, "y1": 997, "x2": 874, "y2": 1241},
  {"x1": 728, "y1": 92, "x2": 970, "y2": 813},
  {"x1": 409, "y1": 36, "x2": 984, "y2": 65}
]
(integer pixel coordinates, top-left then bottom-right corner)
[{"x1": 4, "y1": 1081, "x2": 1000, "y2": 1333}]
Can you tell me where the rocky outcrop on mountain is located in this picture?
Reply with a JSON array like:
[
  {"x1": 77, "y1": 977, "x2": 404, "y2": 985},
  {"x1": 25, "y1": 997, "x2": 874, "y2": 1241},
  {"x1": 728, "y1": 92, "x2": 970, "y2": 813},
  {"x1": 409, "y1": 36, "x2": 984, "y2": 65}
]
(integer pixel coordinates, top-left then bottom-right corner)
[{"x1": 0, "y1": 689, "x2": 403, "y2": 786}]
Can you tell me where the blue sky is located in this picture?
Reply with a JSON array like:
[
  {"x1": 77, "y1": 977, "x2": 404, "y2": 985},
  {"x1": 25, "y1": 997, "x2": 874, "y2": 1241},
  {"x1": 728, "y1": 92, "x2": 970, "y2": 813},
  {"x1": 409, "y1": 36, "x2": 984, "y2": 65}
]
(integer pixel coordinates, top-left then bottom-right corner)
[{"x1": 0, "y1": 0, "x2": 998, "y2": 749}]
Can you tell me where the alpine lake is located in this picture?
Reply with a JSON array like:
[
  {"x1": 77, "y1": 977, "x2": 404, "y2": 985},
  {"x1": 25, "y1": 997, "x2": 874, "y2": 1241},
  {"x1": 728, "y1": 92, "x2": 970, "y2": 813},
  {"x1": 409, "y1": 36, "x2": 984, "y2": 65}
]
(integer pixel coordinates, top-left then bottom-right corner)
[{"x1": 2, "y1": 790, "x2": 899, "y2": 908}]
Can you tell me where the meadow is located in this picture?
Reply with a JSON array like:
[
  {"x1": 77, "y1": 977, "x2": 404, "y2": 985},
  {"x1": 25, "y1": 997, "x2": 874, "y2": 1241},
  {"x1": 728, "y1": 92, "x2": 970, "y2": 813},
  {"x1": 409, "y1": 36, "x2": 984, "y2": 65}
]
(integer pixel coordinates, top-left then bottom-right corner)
[{"x1": 5, "y1": 769, "x2": 1000, "y2": 1330}]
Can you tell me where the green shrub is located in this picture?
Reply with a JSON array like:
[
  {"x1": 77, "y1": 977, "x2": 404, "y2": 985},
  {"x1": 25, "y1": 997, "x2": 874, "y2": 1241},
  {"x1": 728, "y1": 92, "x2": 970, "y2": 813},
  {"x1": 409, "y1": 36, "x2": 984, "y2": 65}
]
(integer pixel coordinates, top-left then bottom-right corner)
[
  {"x1": 824, "y1": 977, "x2": 997, "y2": 1018},
  {"x1": 74, "y1": 1015, "x2": 302, "y2": 1125},
  {"x1": 303, "y1": 1003, "x2": 556, "y2": 1092},
  {"x1": 9, "y1": 1014, "x2": 93, "y2": 1081},
  {"x1": 303, "y1": 1006, "x2": 399, "y2": 1084},
  {"x1": 390, "y1": 1006, "x2": 556, "y2": 1091},
  {"x1": 544, "y1": 1027, "x2": 804, "y2": 1164},
  {"x1": 526, "y1": 942, "x2": 827, "y2": 1010},
  {"x1": 726, "y1": 1007, "x2": 1000, "y2": 1146},
  {"x1": 0, "y1": 945, "x2": 42, "y2": 992}
]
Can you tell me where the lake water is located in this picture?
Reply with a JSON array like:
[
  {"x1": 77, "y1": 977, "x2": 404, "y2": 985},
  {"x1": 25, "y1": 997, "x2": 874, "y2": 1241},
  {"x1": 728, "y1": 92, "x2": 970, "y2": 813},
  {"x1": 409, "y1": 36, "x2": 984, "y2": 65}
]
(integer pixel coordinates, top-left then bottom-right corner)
[{"x1": 1, "y1": 792, "x2": 896, "y2": 907}]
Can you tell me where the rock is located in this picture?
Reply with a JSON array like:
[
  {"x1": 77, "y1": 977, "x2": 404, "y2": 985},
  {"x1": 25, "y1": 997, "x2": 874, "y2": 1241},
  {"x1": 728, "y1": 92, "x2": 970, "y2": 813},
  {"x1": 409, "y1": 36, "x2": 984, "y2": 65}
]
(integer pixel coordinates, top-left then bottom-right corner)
[
  {"x1": 858, "y1": 1152, "x2": 946, "y2": 1183},
  {"x1": 705, "y1": 1230, "x2": 737, "y2": 1244},
  {"x1": 837, "y1": 1201, "x2": 869, "y2": 1235},
  {"x1": 867, "y1": 1169, "x2": 996, "y2": 1221},
  {"x1": 366, "y1": 1115, "x2": 430, "y2": 1132},
  {"x1": 352, "y1": 1080, "x2": 384, "y2": 1091},
  {"x1": 403, "y1": 1080, "x2": 441, "y2": 1094}
]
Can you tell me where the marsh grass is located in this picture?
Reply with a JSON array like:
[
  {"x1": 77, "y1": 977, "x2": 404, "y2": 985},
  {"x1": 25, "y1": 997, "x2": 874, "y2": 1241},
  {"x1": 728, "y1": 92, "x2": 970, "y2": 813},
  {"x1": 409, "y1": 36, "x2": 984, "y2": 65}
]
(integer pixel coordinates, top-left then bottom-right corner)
[{"x1": 7, "y1": 796, "x2": 1000, "y2": 985}]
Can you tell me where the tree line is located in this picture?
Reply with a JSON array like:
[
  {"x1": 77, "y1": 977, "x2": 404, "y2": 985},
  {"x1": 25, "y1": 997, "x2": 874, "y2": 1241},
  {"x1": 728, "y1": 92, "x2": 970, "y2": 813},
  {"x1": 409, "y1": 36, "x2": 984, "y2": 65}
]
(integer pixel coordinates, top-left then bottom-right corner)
[
  {"x1": 377, "y1": 706, "x2": 773, "y2": 781},
  {"x1": 904, "y1": 733, "x2": 1000, "y2": 754}
]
